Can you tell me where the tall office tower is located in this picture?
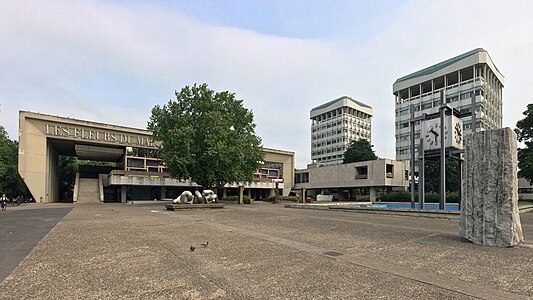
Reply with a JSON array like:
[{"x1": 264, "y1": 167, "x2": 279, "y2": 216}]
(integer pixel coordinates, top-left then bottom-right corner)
[
  {"x1": 310, "y1": 96, "x2": 373, "y2": 166},
  {"x1": 393, "y1": 48, "x2": 504, "y2": 161}
]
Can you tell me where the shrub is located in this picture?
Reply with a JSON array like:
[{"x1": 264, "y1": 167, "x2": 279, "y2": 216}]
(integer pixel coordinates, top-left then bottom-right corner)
[
  {"x1": 267, "y1": 196, "x2": 300, "y2": 202},
  {"x1": 222, "y1": 195, "x2": 250, "y2": 202},
  {"x1": 379, "y1": 191, "x2": 410, "y2": 202}
]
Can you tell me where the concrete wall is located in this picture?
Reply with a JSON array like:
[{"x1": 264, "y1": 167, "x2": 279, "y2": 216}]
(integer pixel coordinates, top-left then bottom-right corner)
[
  {"x1": 294, "y1": 159, "x2": 409, "y2": 190},
  {"x1": 263, "y1": 147, "x2": 294, "y2": 196}
]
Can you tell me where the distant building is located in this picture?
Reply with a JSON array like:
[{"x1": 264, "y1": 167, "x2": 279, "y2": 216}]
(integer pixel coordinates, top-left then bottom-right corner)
[
  {"x1": 294, "y1": 159, "x2": 409, "y2": 202},
  {"x1": 310, "y1": 96, "x2": 373, "y2": 166},
  {"x1": 393, "y1": 48, "x2": 504, "y2": 161},
  {"x1": 518, "y1": 177, "x2": 533, "y2": 200}
]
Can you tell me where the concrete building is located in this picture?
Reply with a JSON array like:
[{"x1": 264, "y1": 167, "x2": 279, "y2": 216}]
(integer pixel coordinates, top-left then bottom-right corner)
[
  {"x1": 311, "y1": 96, "x2": 373, "y2": 166},
  {"x1": 518, "y1": 177, "x2": 533, "y2": 200},
  {"x1": 18, "y1": 111, "x2": 294, "y2": 203},
  {"x1": 294, "y1": 159, "x2": 409, "y2": 202},
  {"x1": 393, "y1": 48, "x2": 504, "y2": 161}
]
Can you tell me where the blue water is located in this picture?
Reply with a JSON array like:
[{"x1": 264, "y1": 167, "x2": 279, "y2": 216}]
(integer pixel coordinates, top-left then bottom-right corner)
[{"x1": 352, "y1": 203, "x2": 459, "y2": 211}]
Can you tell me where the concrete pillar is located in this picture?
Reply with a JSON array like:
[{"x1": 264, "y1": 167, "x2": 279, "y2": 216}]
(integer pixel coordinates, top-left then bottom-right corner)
[
  {"x1": 238, "y1": 185, "x2": 244, "y2": 205},
  {"x1": 121, "y1": 186, "x2": 127, "y2": 203},
  {"x1": 274, "y1": 182, "x2": 280, "y2": 203},
  {"x1": 301, "y1": 188, "x2": 306, "y2": 203},
  {"x1": 369, "y1": 187, "x2": 377, "y2": 202},
  {"x1": 160, "y1": 187, "x2": 166, "y2": 200}
]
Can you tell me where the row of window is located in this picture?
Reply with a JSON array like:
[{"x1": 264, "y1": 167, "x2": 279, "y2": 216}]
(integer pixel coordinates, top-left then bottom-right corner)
[
  {"x1": 312, "y1": 147, "x2": 346, "y2": 156},
  {"x1": 312, "y1": 120, "x2": 371, "y2": 132},
  {"x1": 315, "y1": 155, "x2": 344, "y2": 163},
  {"x1": 312, "y1": 129, "x2": 371, "y2": 140},
  {"x1": 312, "y1": 109, "x2": 371, "y2": 123}
]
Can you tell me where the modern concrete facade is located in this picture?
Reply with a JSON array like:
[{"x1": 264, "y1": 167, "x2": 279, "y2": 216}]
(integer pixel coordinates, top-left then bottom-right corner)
[
  {"x1": 311, "y1": 96, "x2": 373, "y2": 166},
  {"x1": 518, "y1": 177, "x2": 533, "y2": 200},
  {"x1": 18, "y1": 111, "x2": 294, "y2": 203},
  {"x1": 393, "y1": 48, "x2": 504, "y2": 161},
  {"x1": 293, "y1": 159, "x2": 409, "y2": 202}
]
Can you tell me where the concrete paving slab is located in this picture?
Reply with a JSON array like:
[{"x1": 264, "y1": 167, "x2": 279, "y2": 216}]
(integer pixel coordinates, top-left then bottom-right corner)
[
  {"x1": 0, "y1": 203, "x2": 531, "y2": 299},
  {"x1": 0, "y1": 206, "x2": 72, "y2": 282}
]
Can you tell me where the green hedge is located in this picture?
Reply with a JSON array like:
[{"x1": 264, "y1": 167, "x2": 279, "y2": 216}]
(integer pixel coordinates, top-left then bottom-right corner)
[
  {"x1": 267, "y1": 196, "x2": 300, "y2": 202},
  {"x1": 222, "y1": 195, "x2": 250, "y2": 202},
  {"x1": 379, "y1": 191, "x2": 460, "y2": 203}
]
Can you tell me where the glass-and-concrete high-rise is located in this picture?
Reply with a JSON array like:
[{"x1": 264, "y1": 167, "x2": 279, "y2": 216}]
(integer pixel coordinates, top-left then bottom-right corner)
[
  {"x1": 311, "y1": 96, "x2": 373, "y2": 166},
  {"x1": 393, "y1": 48, "x2": 504, "y2": 161}
]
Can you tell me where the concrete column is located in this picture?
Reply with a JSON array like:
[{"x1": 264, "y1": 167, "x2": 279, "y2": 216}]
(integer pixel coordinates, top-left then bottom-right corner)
[
  {"x1": 301, "y1": 188, "x2": 306, "y2": 203},
  {"x1": 369, "y1": 187, "x2": 377, "y2": 202},
  {"x1": 274, "y1": 182, "x2": 280, "y2": 203},
  {"x1": 483, "y1": 65, "x2": 487, "y2": 86},
  {"x1": 238, "y1": 185, "x2": 244, "y2": 205},
  {"x1": 160, "y1": 187, "x2": 166, "y2": 200},
  {"x1": 471, "y1": 71, "x2": 477, "y2": 133},
  {"x1": 121, "y1": 186, "x2": 127, "y2": 203}
]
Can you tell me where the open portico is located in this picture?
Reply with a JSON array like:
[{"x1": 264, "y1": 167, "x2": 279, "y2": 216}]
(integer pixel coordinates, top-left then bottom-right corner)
[{"x1": 18, "y1": 111, "x2": 157, "y2": 203}]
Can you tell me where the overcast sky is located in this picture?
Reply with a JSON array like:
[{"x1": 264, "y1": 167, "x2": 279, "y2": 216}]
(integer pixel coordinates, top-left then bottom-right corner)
[{"x1": 1, "y1": 0, "x2": 532, "y2": 168}]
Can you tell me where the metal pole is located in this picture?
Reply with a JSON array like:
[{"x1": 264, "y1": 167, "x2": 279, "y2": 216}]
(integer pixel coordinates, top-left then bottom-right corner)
[
  {"x1": 410, "y1": 104, "x2": 416, "y2": 209},
  {"x1": 439, "y1": 91, "x2": 446, "y2": 210},
  {"x1": 418, "y1": 138, "x2": 425, "y2": 210},
  {"x1": 458, "y1": 157, "x2": 462, "y2": 210}
]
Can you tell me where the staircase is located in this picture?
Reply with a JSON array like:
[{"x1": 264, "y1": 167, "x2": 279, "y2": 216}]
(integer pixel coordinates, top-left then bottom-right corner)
[{"x1": 77, "y1": 178, "x2": 100, "y2": 203}]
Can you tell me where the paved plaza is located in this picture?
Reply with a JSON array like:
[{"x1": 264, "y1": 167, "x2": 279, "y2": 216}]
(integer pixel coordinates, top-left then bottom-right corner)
[{"x1": 0, "y1": 202, "x2": 532, "y2": 299}]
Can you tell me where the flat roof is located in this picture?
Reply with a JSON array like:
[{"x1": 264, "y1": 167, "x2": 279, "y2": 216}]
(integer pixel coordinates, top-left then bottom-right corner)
[
  {"x1": 310, "y1": 96, "x2": 372, "y2": 112},
  {"x1": 395, "y1": 48, "x2": 492, "y2": 83}
]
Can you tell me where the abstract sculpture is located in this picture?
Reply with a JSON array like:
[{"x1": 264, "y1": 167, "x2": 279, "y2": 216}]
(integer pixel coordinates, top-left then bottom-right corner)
[
  {"x1": 172, "y1": 190, "x2": 194, "y2": 204},
  {"x1": 173, "y1": 190, "x2": 218, "y2": 204},
  {"x1": 202, "y1": 190, "x2": 218, "y2": 203}
]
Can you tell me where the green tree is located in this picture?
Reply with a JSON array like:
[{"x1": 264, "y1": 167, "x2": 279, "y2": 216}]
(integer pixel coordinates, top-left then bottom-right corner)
[
  {"x1": 148, "y1": 83, "x2": 264, "y2": 189},
  {"x1": 515, "y1": 104, "x2": 533, "y2": 184},
  {"x1": 0, "y1": 126, "x2": 28, "y2": 197},
  {"x1": 58, "y1": 156, "x2": 78, "y2": 200},
  {"x1": 342, "y1": 139, "x2": 378, "y2": 164},
  {"x1": 422, "y1": 158, "x2": 460, "y2": 193}
]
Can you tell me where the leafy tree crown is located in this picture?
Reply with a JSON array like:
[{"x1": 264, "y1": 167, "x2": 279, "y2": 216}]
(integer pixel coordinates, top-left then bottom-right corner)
[
  {"x1": 147, "y1": 83, "x2": 264, "y2": 188},
  {"x1": 515, "y1": 104, "x2": 533, "y2": 184},
  {"x1": 342, "y1": 139, "x2": 378, "y2": 164}
]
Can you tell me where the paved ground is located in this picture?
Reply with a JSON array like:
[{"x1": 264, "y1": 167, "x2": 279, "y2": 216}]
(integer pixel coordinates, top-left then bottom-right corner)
[
  {"x1": 0, "y1": 202, "x2": 532, "y2": 299},
  {"x1": 0, "y1": 205, "x2": 72, "y2": 282}
]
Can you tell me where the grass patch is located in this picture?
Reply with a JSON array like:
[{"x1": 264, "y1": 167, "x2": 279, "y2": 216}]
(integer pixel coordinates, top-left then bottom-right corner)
[{"x1": 519, "y1": 200, "x2": 533, "y2": 207}]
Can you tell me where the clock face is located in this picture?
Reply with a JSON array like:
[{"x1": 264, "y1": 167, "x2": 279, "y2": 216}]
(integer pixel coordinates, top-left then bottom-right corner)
[
  {"x1": 425, "y1": 123, "x2": 439, "y2": 146},
  {"x1": 424, "y1": 122, "x2": 447, "y2": 146},
  {"x1": 454, "y1": 122, "x2": 463, "y2": 144}
]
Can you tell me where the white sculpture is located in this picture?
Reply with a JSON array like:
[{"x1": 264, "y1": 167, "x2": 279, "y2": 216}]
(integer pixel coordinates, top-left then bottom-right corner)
[
  {"x1": 172, "y1": 190, "x2": 218, "y2": 204},
  {"x1": 202, "y1": 190, "x2": 218, "y2": 203},
  {"x1": 172, "y1": 191, "x2": 194, "y2": 204},
  {"x1": 194, "y1": 190, "x2": 204, "y2": 203}
]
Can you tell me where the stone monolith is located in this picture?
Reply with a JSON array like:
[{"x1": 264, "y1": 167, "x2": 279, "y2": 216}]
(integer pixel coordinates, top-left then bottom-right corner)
[{"x1": 460, "y1": 127, "x2": 524, "y2": 247}]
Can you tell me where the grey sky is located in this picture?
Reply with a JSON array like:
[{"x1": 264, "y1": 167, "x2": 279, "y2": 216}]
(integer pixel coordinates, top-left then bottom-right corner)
[{"x1": 1, "y1": 0, "x2": 532, "y2": 168}]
